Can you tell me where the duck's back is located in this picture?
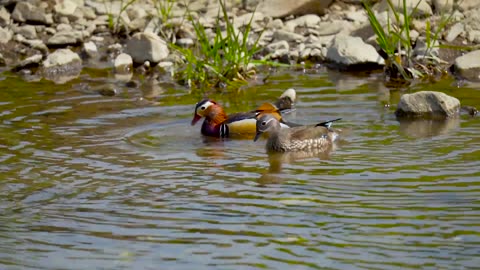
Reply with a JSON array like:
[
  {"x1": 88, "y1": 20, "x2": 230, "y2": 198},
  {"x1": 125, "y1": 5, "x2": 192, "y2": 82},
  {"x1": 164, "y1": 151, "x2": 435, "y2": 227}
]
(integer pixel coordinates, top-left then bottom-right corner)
[{"x1": 267, "y1": 126, "x2": 336, "y2": 152}]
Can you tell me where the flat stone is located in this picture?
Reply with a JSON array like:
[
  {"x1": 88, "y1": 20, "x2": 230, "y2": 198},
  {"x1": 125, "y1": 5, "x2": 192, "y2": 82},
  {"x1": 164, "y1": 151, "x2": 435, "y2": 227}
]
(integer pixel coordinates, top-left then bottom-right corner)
[
  {"x1": 125, "y1": 32, "x2": 169, "y2": 64},
  {"x1": 453, "y1": 50, "x2": 480, "y2": 81},
  {"x1": 458, "y1": 0, "x2": 480, "y2": 11},
  {"x1": 285, "y1": 14, "x2": 321, "y2": 30},
  {"x1": 445, "y1": 22, "x2": 464, "y2": 42},
  {"x1": 258, "y1": 0, "x2": 333, "y2": 18},
  {"x1": 47, "y1": 30, "x2": 84, "y2": 46},
  {"x1": 13, "y1": 54, "x2": 43, "y2": 71},
  {"x1": 274, "y1": 29, "x2": 305, "y2": 43},
  {"x1": 315, "y1": 21, "x2": 343, "y2": 36},
  {"x1": 266, "y1": 40, "x2": 290, "y2": 53},
  {"x1": 114, "y1": 53, "x2": 133, "y2": 74},
  {"x1": 175, "y1": 38, "x2": 194, "y2": 47},
  {"x1": 395, "y1": 91, "x2": 460, "y2": 118},
  {"x1": 12, "y1": 2, "x2": 53, "y2": 25},
  {"x1": 0, "y1": 26, "x2": 12, "y2": 43},
  {"x1": 15, "y1": 25, "x2": 37, "y2": 39},
  {"x1": 43, "y1": 49, "x2": 81, "y2": 68},
  {"x1": 0, "y1": 6, "x2": 10, "y2": 27},
  {"x1": 326, "y1": 35, "x2": 384, "y2": 66}
]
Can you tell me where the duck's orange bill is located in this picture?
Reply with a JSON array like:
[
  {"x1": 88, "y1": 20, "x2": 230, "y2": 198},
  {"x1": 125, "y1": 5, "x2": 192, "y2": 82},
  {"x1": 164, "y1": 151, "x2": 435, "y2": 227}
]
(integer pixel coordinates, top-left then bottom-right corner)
[{"x1": 191, "y1": 114, "x2": 202, "y2": 125}]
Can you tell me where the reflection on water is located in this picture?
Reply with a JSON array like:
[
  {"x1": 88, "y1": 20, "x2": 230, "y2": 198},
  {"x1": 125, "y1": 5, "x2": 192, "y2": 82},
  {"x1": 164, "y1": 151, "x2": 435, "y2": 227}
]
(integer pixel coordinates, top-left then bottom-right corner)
[{"x1": 1, "y1": 71, "x2": 480, "y2": 270}]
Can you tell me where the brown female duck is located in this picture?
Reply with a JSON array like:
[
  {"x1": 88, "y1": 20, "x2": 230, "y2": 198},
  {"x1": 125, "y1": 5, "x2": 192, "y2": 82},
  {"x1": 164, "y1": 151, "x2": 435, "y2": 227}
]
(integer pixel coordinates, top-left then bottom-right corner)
[{"x1": 254, "y1": 114, "x2": 341, "y2": 152}]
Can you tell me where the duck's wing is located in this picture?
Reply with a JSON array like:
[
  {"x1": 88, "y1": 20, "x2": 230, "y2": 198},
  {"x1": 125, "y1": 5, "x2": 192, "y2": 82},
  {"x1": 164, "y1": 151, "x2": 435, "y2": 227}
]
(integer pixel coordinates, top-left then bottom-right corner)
[
  {"x1": 224, "y1": 112, "x2": 258, "y2": 135},
  {"x1": 315, "y1": 118, "x2": 342, "y2": 128},
  {"x1": 288, "y1": 125, "x2": 331, "y2": 141}
]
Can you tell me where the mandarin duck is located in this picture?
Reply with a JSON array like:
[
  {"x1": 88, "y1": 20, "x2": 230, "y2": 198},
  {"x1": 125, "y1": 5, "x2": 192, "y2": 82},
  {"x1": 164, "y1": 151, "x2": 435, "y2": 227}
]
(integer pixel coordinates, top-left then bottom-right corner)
[
  {"x1": 191, "y1": 88, "x2": 297, "y2": 138},
  {"x1": 253, "y1": 114, "x2": 342, "y2": 152}
]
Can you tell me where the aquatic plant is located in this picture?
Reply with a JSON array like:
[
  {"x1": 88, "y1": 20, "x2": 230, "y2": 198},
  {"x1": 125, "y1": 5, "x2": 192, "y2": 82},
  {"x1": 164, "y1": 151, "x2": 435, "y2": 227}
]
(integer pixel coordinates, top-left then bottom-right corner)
[
  {"x1": 172, "y1": 0, "x2": 263, "y2": 91},
  {"x1": 104, "y1": 0, "x2": 138, "y2": 34},
  {"x1": 363, "y1": 0, "x2": 453, "y2": 81}
]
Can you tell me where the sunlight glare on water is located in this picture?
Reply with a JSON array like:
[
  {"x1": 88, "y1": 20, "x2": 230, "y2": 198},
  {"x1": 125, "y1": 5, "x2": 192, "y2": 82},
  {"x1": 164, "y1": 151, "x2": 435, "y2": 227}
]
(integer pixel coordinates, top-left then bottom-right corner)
[{"x1": 1, "y1": 70, "x2": 480, "y2": 270}]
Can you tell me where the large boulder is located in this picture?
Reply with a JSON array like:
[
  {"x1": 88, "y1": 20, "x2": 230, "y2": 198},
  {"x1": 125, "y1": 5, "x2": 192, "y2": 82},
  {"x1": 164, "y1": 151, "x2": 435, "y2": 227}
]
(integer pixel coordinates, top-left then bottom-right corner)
[
  {"x1": 11, "y1": 2, "x2": 53, "y2": 25},
  {"x1": 326, "y1": 35, "x2": 384, "y2": 66},
  {"x1": 125, "y1": 32, "x2": 169, "y2": 64},
  {"x1": 258, "y1": 0, "x2": 333, "y2": 18},
  {"x1": 395, "y1": 91, "x2": 460, "y2": 118},
  {"x1": 452, "y1": 50, "x2": 480, "y2": 82}
]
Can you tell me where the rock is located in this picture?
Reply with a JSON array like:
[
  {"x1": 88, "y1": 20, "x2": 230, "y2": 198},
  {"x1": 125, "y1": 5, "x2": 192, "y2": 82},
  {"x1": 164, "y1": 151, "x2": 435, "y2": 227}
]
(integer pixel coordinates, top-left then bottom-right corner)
[
  {"x1": 453, "y1": 50, "x2": 480, "y2": 81},
  {"x1": 12, "y1": 2, "x2": 53, "y2": 25},
  {"x1": 175, "y1": 38, "x2": 194, "y2": 47},
  {"x1": 15, "y1": 25, "x2": 37, "y2": 39},
  {"x1": 285, "y1": 14, "x2": 321, "y2": 31},
  {"x1": 467, "y1": 30, "x2": 480, "y2": 43},
  {"x1": 326, "y1": 35, "x2": 384, "y2": 66},
  {"x1": 377, "y1": 0, "x2": 432, "y2": 18},
  {"x1": 315, "y1": 21, "x2": 343, "y2": 36},
  {"x1": 346, "y1": 10, "x2": 368, "y2": 23},
  {"x1": 114, "y1": 53, "x2": 133, "y2": 74},
  {"x1": 54, "y1": 0, "x2": 79, "y2": 16},
  {"x1": 125, "y1": 32, "x2": 169, "y2": 64},
  {"x1": 0, "y1": 26, "x2": 12, "y2": 43},
  {"x1": 234, "y1": 12, "x2": 265, "y2": 28},
  {"x1": 47, "y1": 30, "x2": 84, "y2": 46},
  {"x1": 13, "y1": 54, "x2": 43, "y2": 71},
  {"x1": 413, "y1": 38, "x2": 439, "y2": 58},
  {"x1": 42, "y1": 49, "x2": 82, "y2": 83},
  {"x1": 258, "y1": 0, "x2": 333, "y2": 18},
  {"x1": 445, "y1": 22, "x2": 464, "y2": 42},
  {"x1": 395, "y1": 91, "x2": 461, "y2": 118},
  {"x1": 432, "y1": 0, "x2": 453, "y2": 13},
  {"x1": 458, "y1": 0, "x2": 480, "y2": 11},
  {"x1": 0, "y1": 6, "x2": 10, "y2": 27},
  {"x1": 83, "y1": 41, "x2": 97, "y2": 58},
  {"x1": 273, "y1": 29, "x2": 305, "y2": 43},
  {"x1": 266, "y1": 40, "x2": 289, "y2": 53}
]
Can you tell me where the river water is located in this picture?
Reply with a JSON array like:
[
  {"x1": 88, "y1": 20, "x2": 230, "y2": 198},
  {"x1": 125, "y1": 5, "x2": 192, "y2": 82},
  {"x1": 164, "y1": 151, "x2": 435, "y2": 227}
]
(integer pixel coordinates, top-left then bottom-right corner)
[{"x1": 1, "y1": 68, "x2": 479, "y2": 270}]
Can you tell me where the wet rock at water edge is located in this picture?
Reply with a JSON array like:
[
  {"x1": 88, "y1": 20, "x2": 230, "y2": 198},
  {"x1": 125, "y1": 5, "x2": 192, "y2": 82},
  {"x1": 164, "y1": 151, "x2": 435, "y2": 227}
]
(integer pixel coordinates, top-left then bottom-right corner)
[
  {"x1": 12, "y1": 54, "x2": 43, "y2": 71},
  {"x1": 125, "y1": 32, "x2": 169, "y2": 64},
  {"x1": 452, "y1": 50, "x2": 480, "y2": 82},
  {"x1": 114, "y1": 53, "x2": 133, "y2": 74},
  {"x1": 42, "y1": 48, "x2": 82, "y2": 84},
  {"x1": 395, "y1": 91, "x2": 461, "y2": 119}
]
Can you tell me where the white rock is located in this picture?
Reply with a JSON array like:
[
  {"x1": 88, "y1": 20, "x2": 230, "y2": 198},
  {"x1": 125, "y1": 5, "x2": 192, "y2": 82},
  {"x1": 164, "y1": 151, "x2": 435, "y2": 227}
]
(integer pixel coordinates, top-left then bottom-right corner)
[
  {"x1": 83, "y1": 41, "x2": 97, "y2": 57},
  {"x1": 266, "y1": 40, "x2": 289, "y2": 53},
  {"x1": 395, "y1": 91, "x2": 460, "y2": 118},
  {"x1": 43, "y1": 49, "x2": 81, "y2": 68},
  {"x1": 453, "y1": 50, "x2": 480, "y2": 81},
  {"x1": 274, "y1": 29, "x2": 305, "y2": 43},
  {"x1": 54, "y1": 0, "x2": 78, "y2": 16},
  {"x1": 445, "y1": 22, "x2": 464, "y2": 42},
  {"x1": 0, "y1": 27, "x2": 12, "y2": 43},
  {"x1": 326, "y1": 35, "x2": 384, "y2": 66},
  {"x1": 377, "y1": 0, "x2": 432, "y2": 18},
  {"x1": 15, "y1": 25, "x2": 37, "y2": 39},
  {"x1": 125, "y1": 32, "x2": 169, "y2": 64},
  {"x1": 285, "y1": 14, "x2": 321, "y2": 30},
  {"x1": 114, "y1": 53, "x2": 133, "y2": 74},
  {"x1": 0, "y1": 6, "x2": 10, "y2": 27}
]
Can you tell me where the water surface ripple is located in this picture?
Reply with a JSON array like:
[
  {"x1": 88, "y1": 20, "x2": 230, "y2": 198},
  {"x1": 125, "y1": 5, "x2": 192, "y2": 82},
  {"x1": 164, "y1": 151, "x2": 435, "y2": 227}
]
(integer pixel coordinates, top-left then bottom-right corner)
[{"x1": 1, "y1": 72, "x2": 479, "y2": 270}]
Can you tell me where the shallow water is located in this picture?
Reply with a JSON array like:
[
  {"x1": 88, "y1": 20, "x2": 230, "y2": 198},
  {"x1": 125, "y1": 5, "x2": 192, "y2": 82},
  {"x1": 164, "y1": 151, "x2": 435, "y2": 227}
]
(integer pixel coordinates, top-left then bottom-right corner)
[{"x1": 1, "y1": 68, "x2": 480, "y2": 270}]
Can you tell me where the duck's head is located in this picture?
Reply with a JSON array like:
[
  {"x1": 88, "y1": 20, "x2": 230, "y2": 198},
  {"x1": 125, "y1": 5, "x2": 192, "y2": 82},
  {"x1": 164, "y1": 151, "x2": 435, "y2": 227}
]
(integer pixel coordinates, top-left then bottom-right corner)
[
  {"x1": 191, "y1": 99, "x2": 217, "y2": 125},
  {"x1": 254, "y1": 114, "x2": 281, "y2": 142}
]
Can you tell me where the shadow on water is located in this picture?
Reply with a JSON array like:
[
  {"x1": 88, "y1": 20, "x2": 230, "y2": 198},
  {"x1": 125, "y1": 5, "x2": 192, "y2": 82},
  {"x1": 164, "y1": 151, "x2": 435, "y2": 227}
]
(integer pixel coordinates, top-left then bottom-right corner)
[{"x1": 1, "y1": 68, "x2": 480, "y2": 270}]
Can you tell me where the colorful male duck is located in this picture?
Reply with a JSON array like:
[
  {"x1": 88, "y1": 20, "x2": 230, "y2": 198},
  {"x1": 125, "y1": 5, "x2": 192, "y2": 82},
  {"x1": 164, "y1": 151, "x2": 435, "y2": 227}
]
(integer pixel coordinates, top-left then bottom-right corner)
[
  {"x1": 254, "y1": 114, "x2": 342, "y2": 152},
  {"x1": 191, "y1": 88, "x2": 296, "y2": 138}
]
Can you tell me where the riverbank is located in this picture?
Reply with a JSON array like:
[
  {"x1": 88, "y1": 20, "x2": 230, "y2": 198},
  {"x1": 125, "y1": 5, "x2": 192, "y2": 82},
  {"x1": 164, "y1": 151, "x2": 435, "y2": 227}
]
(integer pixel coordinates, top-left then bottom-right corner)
[{"x1": 0, "y1": 0, "x2": 480, "y2": 87}]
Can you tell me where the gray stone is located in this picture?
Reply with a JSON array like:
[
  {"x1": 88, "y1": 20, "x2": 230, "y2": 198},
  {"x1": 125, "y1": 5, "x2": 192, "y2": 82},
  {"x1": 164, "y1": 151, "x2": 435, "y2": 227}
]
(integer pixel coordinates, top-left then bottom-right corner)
[
  {"x1": 346, "y1": 10, "x2": 368, "y2": 23},
  {"x1": 83, "y1": 41, "x2": 97, "y2": 57},
  {"x1": 175, "y1": 38, "x2": 194, "y2": 47},
  {"x1": 57, "y1": 23, "x2": 73, "y2": 32},
  {"x1": 267, "y1": 19, "x2": 284, "y2": 29},
  {"x1": 285, "y1": 14, "x2": 321, "y2": 30},
  {"x1": 126, "y1": 32, "x2": 169, "y2": 64},
  {"x1": 445, "y1": 22, "x2": 464, "y2": 42},
  {"x1": 315, "y1": 22, "x2": 343, "y2": 36},
  {"x1": 15, "y1": 25, "x2": 37, "y2": 39},
  {"x1": 467, "y1": 30, "x2": 480, "y2": 43},
  {"x1": 326, "y1": 35, "x2": 384, "y2": 66},
  {"x1": 258, "y1": 0, "x2": 333, "y2": 18},
  {"x1": 0, "y1": 6, "x2": 10, "y2": 27},
  {"x1": 458, "y1": 0, "x2": 480, "y2": 11},
  {"x1": 266, "y1": 40, "x2": 289, "y2": 53},
  {"x1": 453, "y1": 50, "x2": 480, "y2": 81},
  {"x1": 12, "y1": 2, "x2": 53, "y2": 25},
  {"x1": 114, "y1": 53, "x2": 133, "y2": 74},
  {"x1": 54, "y1": 0, "x2": 78, "y2": 16},
  {"x1": 47, "y1": 30, "x2": 84, "y2": 46},
  {"x1": 0, "y1": 26, "x2": 12, "y2": 43},
  {"x1": 413, "y1": 38, "x2": 439, "y2": 58},
  {"x1": 395, "y1": 91, "x2": 460, "y2": 118},
  {"x1": 13, "y1": 54, "x2": 43, "y2": 70},
  {"x1": 274, "y1": 29, "x2": 305, "y2": 43},
  {"x1": 377, "y1": 0, "x2": 432, "y2": 18},
  {"x1": 234, "y1": 12, "x2": 265, "y2": 28},
  {"x1": 42, "y1": 49, "x2": 82, "y2": 83},
  {"x1": 432, "y1": 0, "x2": 453, "y2": 13}
]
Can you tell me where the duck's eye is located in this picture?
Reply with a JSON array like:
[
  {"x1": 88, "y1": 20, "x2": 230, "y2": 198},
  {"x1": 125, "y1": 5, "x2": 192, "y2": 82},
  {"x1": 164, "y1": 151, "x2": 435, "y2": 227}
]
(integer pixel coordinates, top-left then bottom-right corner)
[
  {"x1": 201, "y1": 106, "x2": 206, "y2": 110},
  {"x1": 261, "y1": 121, "x2": 267, "y2": 126}
]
